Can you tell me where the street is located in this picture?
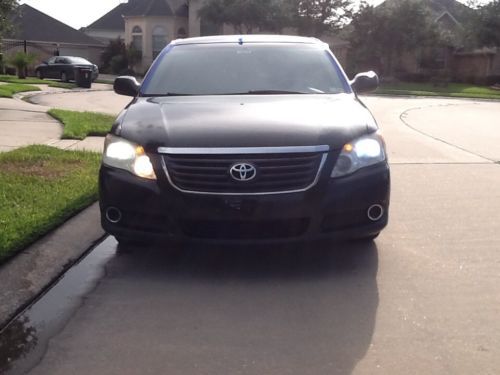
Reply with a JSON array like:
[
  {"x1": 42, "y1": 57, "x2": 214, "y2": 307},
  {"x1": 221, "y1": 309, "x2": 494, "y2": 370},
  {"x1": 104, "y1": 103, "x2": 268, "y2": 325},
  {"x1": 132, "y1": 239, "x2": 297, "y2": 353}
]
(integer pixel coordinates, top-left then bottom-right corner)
[{"x1": 2, "y1": 94, "x2": 500, "y2": 374}]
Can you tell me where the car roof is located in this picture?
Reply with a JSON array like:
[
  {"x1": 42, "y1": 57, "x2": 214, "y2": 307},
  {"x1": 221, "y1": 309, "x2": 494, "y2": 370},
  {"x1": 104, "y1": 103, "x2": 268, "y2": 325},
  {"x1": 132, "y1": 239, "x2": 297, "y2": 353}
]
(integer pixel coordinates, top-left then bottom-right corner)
[
  {"x1": 171, "y1": 34, "x2": 326, "y2": 47},
  {"x1": 51, "y1": 56, "x2": 88, "y2": 60}
]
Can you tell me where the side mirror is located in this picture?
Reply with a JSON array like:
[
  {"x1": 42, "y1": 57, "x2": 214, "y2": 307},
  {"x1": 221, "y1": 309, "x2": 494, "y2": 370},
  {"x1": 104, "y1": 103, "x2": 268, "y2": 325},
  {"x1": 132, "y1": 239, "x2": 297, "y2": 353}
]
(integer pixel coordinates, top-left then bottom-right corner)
[
  {"x1": 350, "y1": 71, "x2": 379, "y2": 94},
  {"x1": 114, "y1": 76, "x2": 140, "y2": 97}
]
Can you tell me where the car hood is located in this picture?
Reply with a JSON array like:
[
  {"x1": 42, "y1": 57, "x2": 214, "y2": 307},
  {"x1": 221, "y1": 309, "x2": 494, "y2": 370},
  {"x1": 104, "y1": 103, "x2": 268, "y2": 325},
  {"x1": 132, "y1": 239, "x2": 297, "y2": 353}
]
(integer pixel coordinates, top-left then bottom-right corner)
[{"x1": 117, "y1": 94, "x2": 378, "y2": 151}]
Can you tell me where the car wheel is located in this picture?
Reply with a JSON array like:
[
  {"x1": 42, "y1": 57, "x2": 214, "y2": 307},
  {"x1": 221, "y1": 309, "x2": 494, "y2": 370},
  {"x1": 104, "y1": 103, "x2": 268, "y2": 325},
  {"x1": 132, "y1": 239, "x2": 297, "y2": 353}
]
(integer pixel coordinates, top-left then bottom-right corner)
[
  {"x1": 61, "y1": 71, "x2": 68, "y2": 82},
  {"x1": 36, "y1": 70, "x2": 44, "y2": 79}
]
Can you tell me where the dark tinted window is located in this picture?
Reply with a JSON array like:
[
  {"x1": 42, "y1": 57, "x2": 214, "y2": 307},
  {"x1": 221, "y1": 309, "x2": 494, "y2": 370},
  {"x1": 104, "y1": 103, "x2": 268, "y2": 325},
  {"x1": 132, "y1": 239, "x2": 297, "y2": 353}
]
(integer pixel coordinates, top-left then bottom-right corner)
[{"x1": 142, "y1": 43, "x2": 349, "y2": 96}]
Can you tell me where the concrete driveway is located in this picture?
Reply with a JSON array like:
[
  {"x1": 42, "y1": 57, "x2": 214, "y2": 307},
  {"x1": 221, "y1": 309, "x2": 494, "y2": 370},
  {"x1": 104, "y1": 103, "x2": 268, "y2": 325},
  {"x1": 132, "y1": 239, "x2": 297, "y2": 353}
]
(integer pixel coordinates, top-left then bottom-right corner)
[
  {"x1": 27, "y1": 88, "x2": 131, "y2": 115},
  {"x1": 1, "y1": 94, "x2": 500, "y2": 375}
]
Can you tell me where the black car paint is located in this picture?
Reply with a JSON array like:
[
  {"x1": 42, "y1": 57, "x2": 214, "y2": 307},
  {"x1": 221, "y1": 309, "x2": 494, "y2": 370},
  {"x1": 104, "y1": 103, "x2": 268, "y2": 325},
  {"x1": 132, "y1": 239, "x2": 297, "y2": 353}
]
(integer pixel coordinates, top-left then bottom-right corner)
[
  {"x1": 100, "y1": 37, "x2": 390, "y2": 243},
  {"x1": 35, "y1": 56, "x2": 98, "y2": 81},
  {"x1": 113, "y1": 95, "x2": 378, "y2": 152}
]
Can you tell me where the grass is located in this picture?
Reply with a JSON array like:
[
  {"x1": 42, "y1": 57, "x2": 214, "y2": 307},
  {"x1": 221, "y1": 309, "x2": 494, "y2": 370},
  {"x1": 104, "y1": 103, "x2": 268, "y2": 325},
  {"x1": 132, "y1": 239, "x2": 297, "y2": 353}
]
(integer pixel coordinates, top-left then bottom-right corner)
[
  {"x1": 48, "y1": 109, "x2": 115, "y2": 140},
  {"x1": 375, "y1": 82, "x2": 500, "y2": 100},
  {"x1": 44, "y1": 82, "x2": 77, "y2": 89},
  {"x1": 0, "y1": 83, "x2": 40, "y2": 98},
  {"x1": 0, "y1": 75, "x2": 76, "y2": 89},
  {"x1": 0, "y1": 145, "x2": 101, "y2": 262}
]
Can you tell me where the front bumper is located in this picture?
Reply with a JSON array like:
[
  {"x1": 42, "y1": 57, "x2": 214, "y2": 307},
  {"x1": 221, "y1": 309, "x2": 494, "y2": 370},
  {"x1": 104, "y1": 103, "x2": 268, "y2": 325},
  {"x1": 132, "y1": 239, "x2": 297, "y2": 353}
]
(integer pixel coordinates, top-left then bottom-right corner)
[{"x1": 99, "y1": 159, "x2": 390, "y2": 244}]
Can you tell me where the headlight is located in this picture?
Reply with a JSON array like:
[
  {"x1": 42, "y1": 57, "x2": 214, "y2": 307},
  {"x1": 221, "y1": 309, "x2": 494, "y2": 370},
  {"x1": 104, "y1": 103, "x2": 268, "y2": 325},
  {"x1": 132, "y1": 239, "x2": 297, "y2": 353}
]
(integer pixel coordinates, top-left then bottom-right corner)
[
  {"x1": 331, "y1": 132, "x2": 386, "y2": 178},
  {"x1": 103, "y1": 135, "x2": 157, "y2": 180}
]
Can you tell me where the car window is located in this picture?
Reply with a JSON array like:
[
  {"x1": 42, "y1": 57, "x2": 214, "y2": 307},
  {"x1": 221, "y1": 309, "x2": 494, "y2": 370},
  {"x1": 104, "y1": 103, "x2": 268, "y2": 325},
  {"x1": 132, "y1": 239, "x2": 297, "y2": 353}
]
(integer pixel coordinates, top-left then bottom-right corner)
[
  {"x1": 47, "y1": 57, "x2": 57, "y2": 64},
  {"x1": 55, "y1": 57, "x2": 65, "y2": 64},
  {"x1": 68, "y1": 57, "x2": 92, "y2": 64},
  {"x1": 142, "y1": 43, "x2": 349, "y2": 96}
]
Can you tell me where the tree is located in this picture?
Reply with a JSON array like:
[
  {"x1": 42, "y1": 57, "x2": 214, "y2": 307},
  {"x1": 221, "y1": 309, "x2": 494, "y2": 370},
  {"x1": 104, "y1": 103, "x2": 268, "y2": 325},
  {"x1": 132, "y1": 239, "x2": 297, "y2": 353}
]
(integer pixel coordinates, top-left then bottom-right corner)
[
  {"x1": 471, "y1": 0, "x2": 500, "y2": 47},
  {"x1": 0, "y1": 0, "x2": 18, "y2": 39},
  {"x1": 198, "y1": 0, "x2": 289, "y2": 34},
  {"x1": 198, "y1": 0, "x2": 354, "y2": 36},
  {"x1": 290, "y1": 0, "x2": 355, "y2": 37},
  {"x1": 348, "y1": 0, "x2": 440, "y2": 76}
]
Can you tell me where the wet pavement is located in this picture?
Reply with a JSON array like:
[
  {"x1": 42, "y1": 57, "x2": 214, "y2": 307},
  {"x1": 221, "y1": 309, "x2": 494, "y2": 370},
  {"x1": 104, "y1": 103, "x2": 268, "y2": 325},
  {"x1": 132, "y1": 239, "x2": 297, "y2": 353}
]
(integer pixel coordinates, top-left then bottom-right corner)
[{"x1": 0, "y1": 238, "x2": 115, "y2": 374}]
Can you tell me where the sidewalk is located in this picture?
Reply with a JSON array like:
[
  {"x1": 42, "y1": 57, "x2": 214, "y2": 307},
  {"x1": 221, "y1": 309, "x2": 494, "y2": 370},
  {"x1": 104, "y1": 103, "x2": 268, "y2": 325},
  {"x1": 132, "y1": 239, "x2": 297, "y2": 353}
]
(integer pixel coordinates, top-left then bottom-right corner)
[{"x1": 0, "y1": 91, "x2": 105, "y2": 153}]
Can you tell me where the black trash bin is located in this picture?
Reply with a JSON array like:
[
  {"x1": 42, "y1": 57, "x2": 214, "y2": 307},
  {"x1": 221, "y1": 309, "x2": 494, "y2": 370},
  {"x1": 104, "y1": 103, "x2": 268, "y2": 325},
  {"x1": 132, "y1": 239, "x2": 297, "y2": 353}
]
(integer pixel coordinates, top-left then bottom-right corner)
[{"x1": 74, "y1": 67, "x2": 92, "y2": 88}]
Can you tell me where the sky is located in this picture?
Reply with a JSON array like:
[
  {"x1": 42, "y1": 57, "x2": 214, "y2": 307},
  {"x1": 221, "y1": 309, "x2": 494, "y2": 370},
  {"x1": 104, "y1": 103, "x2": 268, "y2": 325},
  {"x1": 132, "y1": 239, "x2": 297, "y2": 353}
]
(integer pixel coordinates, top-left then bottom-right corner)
[{"x1": 19, "y1": 0, "x2": 490, "y2": 30}]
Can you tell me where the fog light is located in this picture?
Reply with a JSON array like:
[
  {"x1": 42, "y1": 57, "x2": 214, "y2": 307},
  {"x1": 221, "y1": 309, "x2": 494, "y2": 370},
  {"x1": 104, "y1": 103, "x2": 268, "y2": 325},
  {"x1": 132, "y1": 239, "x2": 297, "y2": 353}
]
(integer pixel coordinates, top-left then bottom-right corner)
[{"x1": 106, "y1": 207, "x2": 122, "y2": 223}]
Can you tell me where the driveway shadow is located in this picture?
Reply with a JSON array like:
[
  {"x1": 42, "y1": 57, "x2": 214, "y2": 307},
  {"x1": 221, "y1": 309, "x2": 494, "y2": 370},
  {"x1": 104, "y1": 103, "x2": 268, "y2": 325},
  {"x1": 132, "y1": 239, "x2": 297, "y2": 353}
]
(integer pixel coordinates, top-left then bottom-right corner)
[{"x1": 98, "y1": 239, "x2": 380, "y2": 375}]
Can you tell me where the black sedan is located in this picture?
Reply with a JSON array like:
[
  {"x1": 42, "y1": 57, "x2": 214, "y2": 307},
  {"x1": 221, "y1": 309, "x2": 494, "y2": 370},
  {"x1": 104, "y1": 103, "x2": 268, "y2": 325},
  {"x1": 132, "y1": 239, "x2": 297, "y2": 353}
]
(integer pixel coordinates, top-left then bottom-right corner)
[
  {"x1": 100, "y1": 35, "x2": 390, "y2": 245},
  {"x1": 35, "y1": 56, "x2": 99, "y2": 82}
]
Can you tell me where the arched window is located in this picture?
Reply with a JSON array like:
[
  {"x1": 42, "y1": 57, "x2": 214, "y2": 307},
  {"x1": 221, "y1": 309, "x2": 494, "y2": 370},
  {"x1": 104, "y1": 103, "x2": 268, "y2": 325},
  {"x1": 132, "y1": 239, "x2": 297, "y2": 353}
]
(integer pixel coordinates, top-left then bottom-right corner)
[
  {"x1": 177, "y1": 27, "x2": 187, "y2": 38},
  {"x1": 152, "y1": 26, "x2": 167, "y2": 59},
  {"x1": 131, "y1": 26, "x2": 143, "y2": 52}
]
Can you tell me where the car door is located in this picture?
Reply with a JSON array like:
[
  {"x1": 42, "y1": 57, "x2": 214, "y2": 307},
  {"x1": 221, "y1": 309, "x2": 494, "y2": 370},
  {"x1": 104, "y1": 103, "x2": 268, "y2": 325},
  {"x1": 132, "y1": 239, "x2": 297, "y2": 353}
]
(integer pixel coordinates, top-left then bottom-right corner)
[
  {"x1": 54, "y1": 57, "x2": 67, "y2": 79},
  {"x1": 45, "y1": 57, "x2": 57, "y2": 78}
]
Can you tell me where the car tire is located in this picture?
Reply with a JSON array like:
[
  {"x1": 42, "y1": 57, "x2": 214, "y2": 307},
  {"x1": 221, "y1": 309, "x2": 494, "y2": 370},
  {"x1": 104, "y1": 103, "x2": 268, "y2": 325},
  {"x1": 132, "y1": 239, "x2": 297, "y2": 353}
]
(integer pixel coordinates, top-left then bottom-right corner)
[
  {"x1": 61, "y1": 71, "x2": 68, "y2": 82},
  {"x1": 36, "y1": 70, "x2": 44, "y2": 79}
]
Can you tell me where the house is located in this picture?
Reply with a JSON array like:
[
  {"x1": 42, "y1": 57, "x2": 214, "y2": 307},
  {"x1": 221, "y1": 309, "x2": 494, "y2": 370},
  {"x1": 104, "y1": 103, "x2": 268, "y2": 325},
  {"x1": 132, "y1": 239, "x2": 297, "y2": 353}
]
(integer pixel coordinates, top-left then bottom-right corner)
[
  {"x1": 83, "y1": 0, "x2": 349, "y2": 73},
  {"x1": 3, "y1": 4, "x2": 104, "y2": 68}
]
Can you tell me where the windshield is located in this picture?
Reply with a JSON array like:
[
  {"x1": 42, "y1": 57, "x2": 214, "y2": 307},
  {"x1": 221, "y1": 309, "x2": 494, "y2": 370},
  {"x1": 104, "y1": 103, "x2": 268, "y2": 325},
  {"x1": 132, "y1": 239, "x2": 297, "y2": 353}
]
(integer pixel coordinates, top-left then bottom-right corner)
[{"x1": 141, "y1": 43, "x2": 350, "y2": 96}]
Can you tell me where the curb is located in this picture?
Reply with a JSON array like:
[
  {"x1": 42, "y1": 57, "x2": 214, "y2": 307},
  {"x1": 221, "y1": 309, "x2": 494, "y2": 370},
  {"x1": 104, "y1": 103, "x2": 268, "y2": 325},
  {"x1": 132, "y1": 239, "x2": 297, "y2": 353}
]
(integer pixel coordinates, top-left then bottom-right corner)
[
  {"x1": 16, "y1": 86, "x2": 113, "y2": 104},
  {"x1": 0, "y1": 203, "x2": 107, "y2": 329}
]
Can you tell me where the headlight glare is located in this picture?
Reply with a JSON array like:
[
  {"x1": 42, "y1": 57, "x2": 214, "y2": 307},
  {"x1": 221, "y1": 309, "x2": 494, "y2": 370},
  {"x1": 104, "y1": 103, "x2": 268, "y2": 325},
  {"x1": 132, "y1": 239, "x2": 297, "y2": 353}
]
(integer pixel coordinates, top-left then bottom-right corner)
[
  {"x1": 133, "y1": 155, "x2": 156, "y2": 179},
  {"x1": 103, "y1": 135, "x2": 157, "y2": 180},
  {"x1": 354, "y1": 138, "x2": 382, "y2": 158},
  {"x1": 331, "y1": 133, "x2": 386, "y2": 178},
  {"x1": 105, "y1": 141, "x2": 136, "y2": 160}
]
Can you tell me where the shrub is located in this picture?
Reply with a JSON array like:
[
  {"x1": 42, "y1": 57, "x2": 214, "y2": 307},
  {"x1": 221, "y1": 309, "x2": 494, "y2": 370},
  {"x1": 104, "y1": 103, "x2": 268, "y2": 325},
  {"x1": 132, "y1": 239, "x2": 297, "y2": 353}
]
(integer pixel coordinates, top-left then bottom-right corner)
[{"x1": 6, "y1": 51, "x2": 37, "y2": 79}]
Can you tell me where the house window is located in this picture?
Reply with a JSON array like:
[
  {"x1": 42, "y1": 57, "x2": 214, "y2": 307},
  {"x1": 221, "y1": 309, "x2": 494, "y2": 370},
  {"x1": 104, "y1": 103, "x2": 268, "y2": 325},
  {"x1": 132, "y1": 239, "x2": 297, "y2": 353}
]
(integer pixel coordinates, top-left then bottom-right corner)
[
  {"x1": 152, "y1": 26, "x2": 167, "y2": 59},
  {"x1": 132, "y1": 26, "x2": 143, "y2": 52}
]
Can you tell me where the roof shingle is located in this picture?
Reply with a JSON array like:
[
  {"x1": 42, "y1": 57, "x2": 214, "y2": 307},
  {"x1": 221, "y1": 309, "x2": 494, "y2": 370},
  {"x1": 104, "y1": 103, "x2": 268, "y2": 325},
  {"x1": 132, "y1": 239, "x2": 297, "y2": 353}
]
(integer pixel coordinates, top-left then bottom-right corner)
[{"x1": 7, "y1": 4, "x2": 103, "y2": 45}]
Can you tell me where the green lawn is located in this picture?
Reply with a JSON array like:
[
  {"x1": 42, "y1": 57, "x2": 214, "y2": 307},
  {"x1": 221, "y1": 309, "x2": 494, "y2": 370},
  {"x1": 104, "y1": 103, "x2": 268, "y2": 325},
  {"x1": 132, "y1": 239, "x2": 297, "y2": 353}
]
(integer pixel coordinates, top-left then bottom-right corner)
[
  {"x1": 375, "y1": 82, "x2": 500, "y2": 100},
  {"x1": 0, "y1": 146, "x2": 101, "y2": 262},
  {"x1": 0, "y1": 75, "x2": 76, "y2": 89},
  {"x1": 48, "y1": 109, "x2": 115, "y2": 140},
  {"x1": 0, "y1": 83, "x2": 41, "y2": 98},
  {"x1": 45, "y1": 82, "x2": 77, "y2": 89}
]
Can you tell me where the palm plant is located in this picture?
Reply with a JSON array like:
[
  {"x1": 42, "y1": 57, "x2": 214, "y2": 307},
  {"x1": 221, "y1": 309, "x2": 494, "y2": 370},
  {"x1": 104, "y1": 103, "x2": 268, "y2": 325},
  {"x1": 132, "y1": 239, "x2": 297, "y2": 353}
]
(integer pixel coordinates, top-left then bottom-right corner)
[{"x1": 7, "y1": 51, "x2": 37, "y2": 79}]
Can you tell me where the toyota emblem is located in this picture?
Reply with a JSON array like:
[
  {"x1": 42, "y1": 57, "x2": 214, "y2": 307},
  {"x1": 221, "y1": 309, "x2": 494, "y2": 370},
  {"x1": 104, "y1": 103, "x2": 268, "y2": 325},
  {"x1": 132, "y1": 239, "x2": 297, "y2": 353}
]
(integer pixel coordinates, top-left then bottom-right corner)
[{"x1": 230, "y1": 163, "x2": 257, "y2": 182}]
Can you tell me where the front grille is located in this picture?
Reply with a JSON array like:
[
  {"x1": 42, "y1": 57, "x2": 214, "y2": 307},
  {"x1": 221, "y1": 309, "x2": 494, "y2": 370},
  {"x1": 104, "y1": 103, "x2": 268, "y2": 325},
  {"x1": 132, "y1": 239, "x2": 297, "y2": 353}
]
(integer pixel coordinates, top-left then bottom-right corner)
[{"x1": 162, "y1": 151, "x2": 327, "y2": 194}]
